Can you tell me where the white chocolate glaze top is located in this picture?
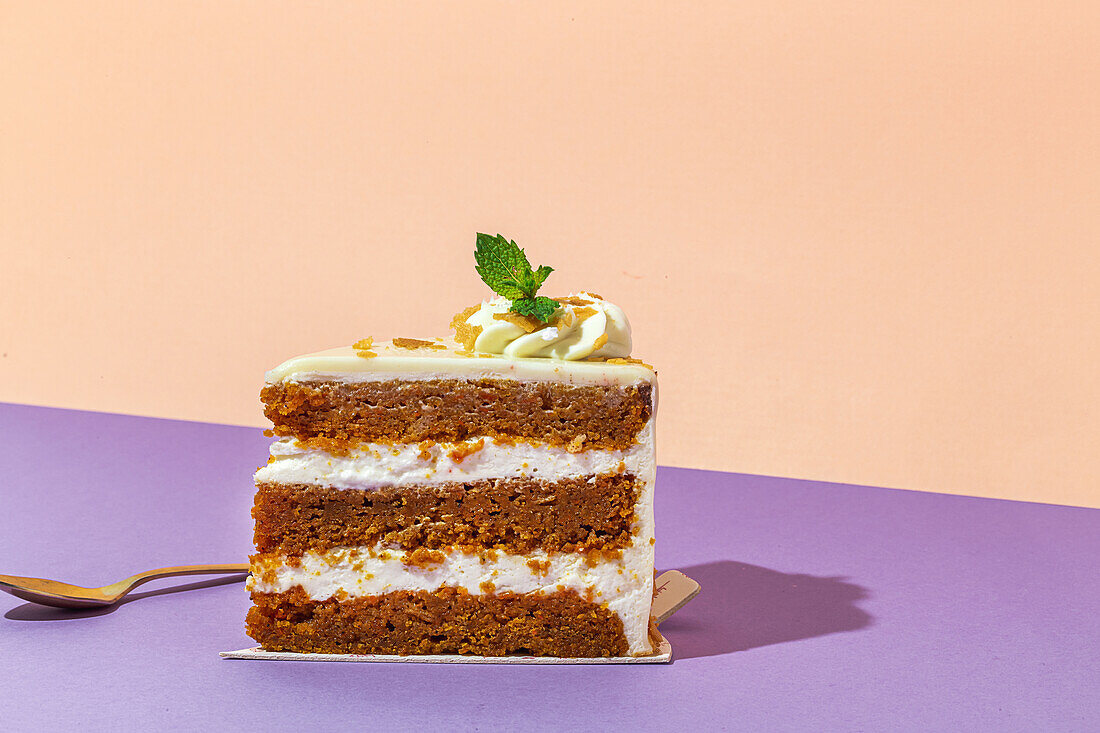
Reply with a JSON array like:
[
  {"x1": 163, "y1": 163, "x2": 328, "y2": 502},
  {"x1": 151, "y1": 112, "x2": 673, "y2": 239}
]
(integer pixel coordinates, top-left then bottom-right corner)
[{"x1": 264, "y1": 340, "x2": 656, "y2": 387}]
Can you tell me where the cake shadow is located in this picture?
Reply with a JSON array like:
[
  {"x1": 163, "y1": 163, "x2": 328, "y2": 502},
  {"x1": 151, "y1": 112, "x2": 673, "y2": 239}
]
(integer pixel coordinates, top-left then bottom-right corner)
[
  {"x1": 2, "y1": 574, "x2": 248, "y2": 621},
  {"x1": 661, "y1": 560, "x2": 872, "y2": 660}
]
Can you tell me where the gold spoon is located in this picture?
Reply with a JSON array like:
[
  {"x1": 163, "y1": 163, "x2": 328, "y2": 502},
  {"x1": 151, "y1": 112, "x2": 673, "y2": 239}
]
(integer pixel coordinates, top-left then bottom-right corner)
[{"x1": 0, "y1": 564, "x2": 249, "y2": 609}]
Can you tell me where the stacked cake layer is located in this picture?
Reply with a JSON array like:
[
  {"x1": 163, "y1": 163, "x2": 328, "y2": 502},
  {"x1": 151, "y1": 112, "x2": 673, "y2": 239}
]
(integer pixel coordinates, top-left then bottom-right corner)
[{"x1": 246, "y1": 298, "x2": 658, "y2": 657}]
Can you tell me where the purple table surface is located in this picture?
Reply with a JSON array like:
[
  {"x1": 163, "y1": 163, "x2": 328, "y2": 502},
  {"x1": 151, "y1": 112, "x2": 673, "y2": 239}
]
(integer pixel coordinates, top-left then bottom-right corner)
[{"x1": 1, "y1": 402, "x2": 1097, "y2": 732}]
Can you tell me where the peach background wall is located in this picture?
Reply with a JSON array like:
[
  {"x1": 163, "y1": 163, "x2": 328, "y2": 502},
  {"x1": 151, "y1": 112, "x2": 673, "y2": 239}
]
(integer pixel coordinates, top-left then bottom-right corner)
[{"x1": 2, "y1": 2, "x2": 1097, "y2": 507}]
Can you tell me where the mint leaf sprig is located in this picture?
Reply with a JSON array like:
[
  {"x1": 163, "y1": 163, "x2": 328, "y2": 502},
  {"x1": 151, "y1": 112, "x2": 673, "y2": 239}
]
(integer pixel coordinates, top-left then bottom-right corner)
[{"x1": 474, "y1": 233, "x2": 560, "y2": 323}]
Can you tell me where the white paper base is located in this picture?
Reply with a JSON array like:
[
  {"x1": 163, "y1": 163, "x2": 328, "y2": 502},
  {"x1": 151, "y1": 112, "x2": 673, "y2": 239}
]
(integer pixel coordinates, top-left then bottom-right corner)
[{"x1": 221, "y1": 629, "x2": 671, "y2": 665}]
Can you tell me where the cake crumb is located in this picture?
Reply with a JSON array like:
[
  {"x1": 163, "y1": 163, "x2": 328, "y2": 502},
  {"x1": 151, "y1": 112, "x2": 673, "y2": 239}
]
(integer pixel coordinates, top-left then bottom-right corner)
[
  {"x1": 393, "y1": 337, "x2": 445, "y2": 350},
  {"x1": 526, "y1": 559, "x2": 551, "y2": 576},
  {"x1": 479, "y1": 581, "x2": 496, "y2": 594},
  {"x1": 492, "y1": 311, "x2": 546, "y2": 333},
  {"x1": 417, "y1": 440, "x2": 437, "y2": 462},
  {"x1": 352, "y1": 337, "x2": 377, "y2": 359},
  {"x1": 404, "y1": 547, "x2": 446, "y2": 569},
  {"x1": 450, "y1": 304, "x2": 484, "y2": 350},
  {"x1": 607, "y1": 357, "x2": 655, "y2": 370},
  {"x1": 572, "y1": 306, "x2": 598, "y2": 324},
  {"x1": 566, "y1": 434, "x2": 586, "y2": 453},
  {"x1": 293, "y1": 435, "x2": 358, "y2": 457},
  {"x1": 448, "y1": 438, "x2": 485, "y2": 463}
]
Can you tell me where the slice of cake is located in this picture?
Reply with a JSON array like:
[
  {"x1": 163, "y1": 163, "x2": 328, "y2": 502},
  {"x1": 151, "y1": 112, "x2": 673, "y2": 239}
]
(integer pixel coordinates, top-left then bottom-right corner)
[{"x1": 245, "y1": 235, "x2": 658, "y2": 657}]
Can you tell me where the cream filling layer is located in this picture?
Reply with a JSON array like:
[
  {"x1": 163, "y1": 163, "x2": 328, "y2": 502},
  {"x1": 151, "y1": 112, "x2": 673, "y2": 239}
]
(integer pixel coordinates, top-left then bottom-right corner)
[
  {"x1": 248, "y1": 540, "x2": 655, "y2": 656},
  {"x1": 255, "y1": 422, "x2": 655, "y2": 489}
]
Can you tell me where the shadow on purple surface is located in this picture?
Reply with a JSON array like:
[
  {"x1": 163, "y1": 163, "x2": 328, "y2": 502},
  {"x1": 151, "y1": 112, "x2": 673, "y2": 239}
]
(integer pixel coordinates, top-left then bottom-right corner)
[
  {"x1": 661, "y1": 561, "x2": 872, "y2": 659},
  {"x1": 3, "y1": 574, "x2": 248, "y2": 621}
]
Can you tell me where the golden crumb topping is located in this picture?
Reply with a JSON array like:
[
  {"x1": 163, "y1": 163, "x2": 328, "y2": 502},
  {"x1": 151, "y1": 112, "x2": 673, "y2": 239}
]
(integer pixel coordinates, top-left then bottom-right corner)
[
  {"x1": 352, "y1": 337, "x2": 377, "y2": 359},
  {"x1": 592, "y1": 333, "x2": 608, "y2": 351},
  {"x1": 392, "y1": 337, "x2": 446, "y2": 350},
  {"x1": 492, "y1": 311, "x2": 547, "y2": 333},
  {"x1": 571, "y1": 306, "x2": 598, "y2": 324},
  {"x1": 450, "y1": 304, "x2": 484, "y2": 351},
  {"x1": 607, "y1": 357, "x2": 654, "y2": 369}
]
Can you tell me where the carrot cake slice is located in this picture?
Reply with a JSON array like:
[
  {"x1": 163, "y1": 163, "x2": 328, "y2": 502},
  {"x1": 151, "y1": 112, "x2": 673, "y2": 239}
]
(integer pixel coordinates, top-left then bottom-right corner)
[{"x1": 245, "y1": 235, "x2": 658, "y2": 657}]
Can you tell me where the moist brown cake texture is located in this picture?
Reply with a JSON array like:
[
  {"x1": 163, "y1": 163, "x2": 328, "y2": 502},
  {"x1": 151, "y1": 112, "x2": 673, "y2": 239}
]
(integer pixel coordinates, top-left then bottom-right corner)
[
  {"x1": 247, "y1": 586, "x2": 628, "y2": 657},
  {"x1": 261, "y1": 378, "x2": 652, "y2": 451},
  {"x1": 253, "y1": 474, "x2": 639, "y2": 556}
]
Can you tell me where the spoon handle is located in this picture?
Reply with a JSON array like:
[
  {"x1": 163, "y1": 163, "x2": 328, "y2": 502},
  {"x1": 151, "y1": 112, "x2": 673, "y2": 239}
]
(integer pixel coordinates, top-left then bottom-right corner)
[{"x1": 109, "y1": 563, "x2": 250, "y2": 596}]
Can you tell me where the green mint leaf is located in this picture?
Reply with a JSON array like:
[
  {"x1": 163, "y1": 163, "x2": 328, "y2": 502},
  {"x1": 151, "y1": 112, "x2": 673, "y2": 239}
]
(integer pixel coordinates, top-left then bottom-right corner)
[
  {"x1": 532, "y1": 264, "x2": 554, "y2": 288},
  {"x1": 510, "y1": 296, "x2": 560, "y2": 323},
  {"x1": 473, "y1": 233, "x2": 558, "y2": 321},
  {"x1": 474, "y1": 233, "x2": 535, "y2": 301}
]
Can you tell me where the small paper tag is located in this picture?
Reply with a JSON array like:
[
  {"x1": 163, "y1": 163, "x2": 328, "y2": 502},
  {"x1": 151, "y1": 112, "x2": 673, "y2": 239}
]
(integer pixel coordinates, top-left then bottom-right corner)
[{"x1": 651, "y1": 570, "x2": 701, "y2": 625}]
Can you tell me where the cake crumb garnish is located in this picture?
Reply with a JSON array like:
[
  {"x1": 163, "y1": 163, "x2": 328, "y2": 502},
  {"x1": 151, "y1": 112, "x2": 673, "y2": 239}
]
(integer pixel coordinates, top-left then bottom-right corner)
[
  {"x1": 566, "y1": 434, "x2": 586, "y2": 453},
  {"x1": 492, "y1": 311, "x2": 547, "y2": 333},
  {"x1": 417, "y1": 440, "x2": 437, "y2": 462},
  {"x1": 262, "y1": 429, "x2": 274, "y2": 437},
  {"x1": 393, "y1": 337, "x2": 445, "y2": 350},
  {"x1": 606, "y1": 357, "x2": 654, "y2": 369},
  {"x1": 450, "y1": 304, "x2": 484, "y2": 351},
  {"x1": 571, "y1": 306, "x2": 598, "y2": 324},
  {"x1": 352, "y1": 337, "x2": 378, "y2": 359},
  {"x1": 479, "y1": 581, "x2": 496, "y2": 594}
]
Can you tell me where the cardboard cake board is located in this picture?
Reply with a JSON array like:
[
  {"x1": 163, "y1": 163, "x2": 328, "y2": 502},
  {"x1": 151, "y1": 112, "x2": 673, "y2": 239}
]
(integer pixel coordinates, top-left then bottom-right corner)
[{"x1": 221, "y1": 569, "x2": 700, "y2": 665}]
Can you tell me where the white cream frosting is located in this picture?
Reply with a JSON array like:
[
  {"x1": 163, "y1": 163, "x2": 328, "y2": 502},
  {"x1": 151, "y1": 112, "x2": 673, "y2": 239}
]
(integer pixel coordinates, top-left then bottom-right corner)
[
  {"x1": 464, "y1": 294, "x2": 631, "y2": 360},
  {"x1": 249, "y1": 539, "x2": 655, "y2": 655},
  {"x1": 255, "y1": 422, "x2": 655, "y2": 490}
]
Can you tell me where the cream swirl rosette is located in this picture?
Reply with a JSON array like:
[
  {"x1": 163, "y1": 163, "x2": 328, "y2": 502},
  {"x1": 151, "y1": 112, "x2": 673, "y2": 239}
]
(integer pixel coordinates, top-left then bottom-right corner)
[{"x1": 454, "y1": 293, "x2": 632, "y2": 361}]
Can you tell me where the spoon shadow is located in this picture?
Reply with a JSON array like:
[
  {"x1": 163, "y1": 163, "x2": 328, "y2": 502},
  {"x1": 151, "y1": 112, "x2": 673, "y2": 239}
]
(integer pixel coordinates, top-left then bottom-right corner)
[{"x1": 3, "y1": 573, "x2": 248, "y2": 621}]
